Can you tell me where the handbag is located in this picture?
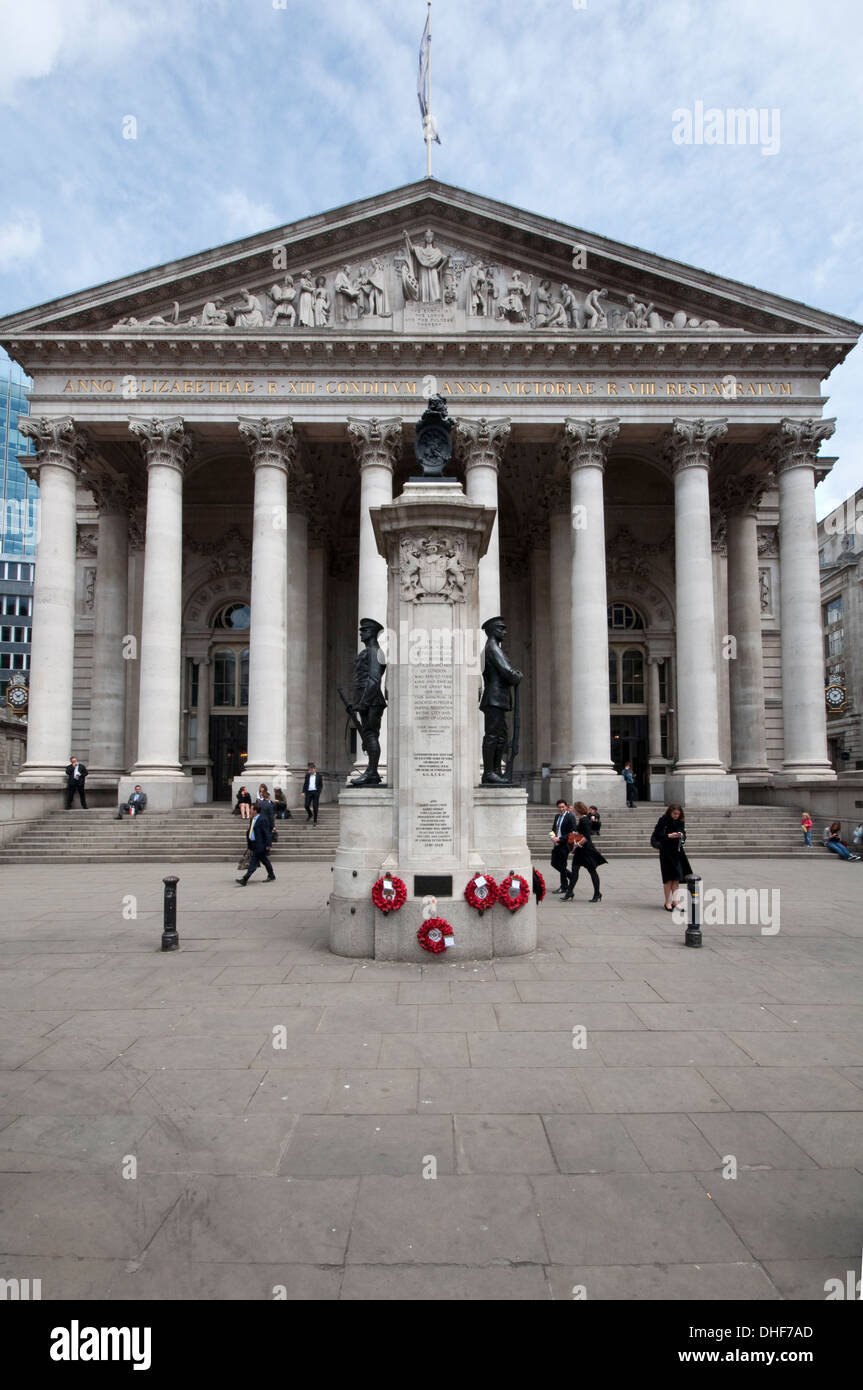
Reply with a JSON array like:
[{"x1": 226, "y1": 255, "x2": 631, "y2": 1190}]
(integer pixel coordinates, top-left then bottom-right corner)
[
  {"x1": 568, "y1": 831, "x2": 587, "y2": 848},
  {"x1": 237, "y1": 848, "x2": 251, "y2": 872},
  {"x1": 271, "y1": 829, "x2": 279, "y2": 843},
  {"x1": 650, "y1": 831, "x2": 662, "y2": 850}
]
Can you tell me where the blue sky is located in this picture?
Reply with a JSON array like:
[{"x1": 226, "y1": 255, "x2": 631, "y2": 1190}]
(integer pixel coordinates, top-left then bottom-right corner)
[{"x1": 0, "y1": 0, "x2": 860, "y2": 514}]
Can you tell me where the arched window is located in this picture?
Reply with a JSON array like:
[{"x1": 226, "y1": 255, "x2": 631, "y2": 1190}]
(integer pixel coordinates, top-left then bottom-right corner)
[
  {"x1": 213, "y1": 602, "x2": 251, "y2": 631},
  {"x1": 621, "y1": 649, "x2": 645, "y2": 705},
  {"x1": 608, "y1": 602, "x2": 644, "y2": 631},
  {"x1": 608, "y1": 650, "x2": 619, "y2": 706}
]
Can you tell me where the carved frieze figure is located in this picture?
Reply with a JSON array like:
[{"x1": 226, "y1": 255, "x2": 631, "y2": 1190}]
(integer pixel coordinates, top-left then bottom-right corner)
[
  {"x1": 334, "y1": 265, "x2": 362, "y2": 322},
  {"x1": 479, "y1": 616, "x2": 523, "y2": 786},
  {"x1": 201, "y1": 297, "x2": 229, "y2": 327},
  {"x1": 623, "y1": 294, "x2": 653, "y2": 329},
  {"x1": 313, "y1": 275, "x2": 331, "y2": 327},
  {"x1": 267, "y1": 277, "x2": 296, "y2": 327},
  {"x1": 348, "y1": 618, "x2": 388, "y2": 787},
  {"x1": 359, "y1": 258, "x2": 390, "y2": 317},
  {"x1": 496, "y1": 270, "x2": 532, "y2": 323},
  {"x1": 534, "y1": 280, "x2": 568, "y2": 329},
  {"x1": 467, "y1": 262, "x2": 492, "y2": 316},
  {"x1": 112, "y1": 302, "x2": 182, "y2": 329},
  {"x1": 233, "y1": 288, "x2": 265, "y2": 329},
  {"x1": 560, "y1": 284, "x2": 580, "y2": 328},
  {"x1": 296, "y1": 271, "x2": 315, "y2": 328},
  {"x1": 584, "y1": 287, "x2": 609, "y2": 329},
  {"x1": 402, "y1": 229, "x2": 450, "y2": 303}
]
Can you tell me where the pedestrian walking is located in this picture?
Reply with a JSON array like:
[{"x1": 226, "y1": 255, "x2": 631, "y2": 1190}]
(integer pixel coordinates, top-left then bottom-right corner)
[
  {"x1": 256, "y1": 785, "x2": 276, "y2": 833},
  {"x1": 236, "y1": 800, "x2": 276, "y2": 884},
  {"x1": 550, "y1": 798, "x2": 576, "y2": 894},
  {"x1": 303, "y1": 763, "x2": 322, "y2": 824},
  {"x1": 65, "y1": 756, "x2": 88, "y2": 809},
  {"x1": 800, "y1": 811, "x2": 813, "y2": 847},
  {"x1": 564, "y1": 800, "x2": 607, "y2": 903},
  {"x1": 651, "y1": 804, "x2": 692, "y2": 909}
]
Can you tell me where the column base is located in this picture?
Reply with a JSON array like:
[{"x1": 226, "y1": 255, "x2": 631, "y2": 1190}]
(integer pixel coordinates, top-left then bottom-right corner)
[
  {"x1": 567, "y1": 768, "x2": 627, "y2": 808},
  {"x1": 664, "y1": 772, "x2": 739, "y2": 807},
  {"x1": 120, "y1": 772, "x2": 195, "y2": 811},
  {"x1": 731, "y1": 764, "x2": 772, "y2": 786},
  {"x1": 16, "y1": 763, "x2": 66, "y2": 785},
  {"x1": 780, "y1": 762, "x2": 836, "y2": 782}
]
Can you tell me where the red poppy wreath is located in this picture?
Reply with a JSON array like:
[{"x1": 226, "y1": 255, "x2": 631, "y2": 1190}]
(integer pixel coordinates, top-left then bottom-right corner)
[
  {"x1": 371, "y1": 875, "x2": 407, "y2": 913},
  {"x1": 417, "y1": 918, "x2": 453, "y2": 954},
  {"x1": 464, "y1": 873, "x2": 498, "y2": 913},
  {"x1": 499, "y1": 873, "x2": 530, "y2": 912}
]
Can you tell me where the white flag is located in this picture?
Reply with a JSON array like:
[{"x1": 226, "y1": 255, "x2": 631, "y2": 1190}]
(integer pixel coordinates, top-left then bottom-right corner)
[{"x1": 417, "y1": 13, "x2": 441, "y2": 143}]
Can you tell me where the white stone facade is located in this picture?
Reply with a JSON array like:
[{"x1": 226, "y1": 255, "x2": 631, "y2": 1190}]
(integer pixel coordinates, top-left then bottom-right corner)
[{"x1": 0, "y1": 182, "x2": 857, "y2": 807}]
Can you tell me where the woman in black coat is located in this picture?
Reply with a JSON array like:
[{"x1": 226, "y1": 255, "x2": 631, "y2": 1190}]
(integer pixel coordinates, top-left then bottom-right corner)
[
  {"x1": 652, "y1": 804, "x2": 692, "y2": 910},
  {"x1": 564, "y1": 800, "x2": 608, "y2": 903}
]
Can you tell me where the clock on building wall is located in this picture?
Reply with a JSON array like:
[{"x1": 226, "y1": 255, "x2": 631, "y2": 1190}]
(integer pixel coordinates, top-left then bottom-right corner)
[
  {"x1": 825, "y1": 684, "x2": 847, "y2": 712},
  {"x1": 5, "y1": 673, "x2": 29, "y2": 717}
]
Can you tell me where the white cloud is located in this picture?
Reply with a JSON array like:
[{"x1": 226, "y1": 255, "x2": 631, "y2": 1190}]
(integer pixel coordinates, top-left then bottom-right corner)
[
  {"x1": 217, "y1": 190, "x2": 279, "y2": 240},
  {"x1": 0, "y1": 212, "x2": 44, "y2": 270}
]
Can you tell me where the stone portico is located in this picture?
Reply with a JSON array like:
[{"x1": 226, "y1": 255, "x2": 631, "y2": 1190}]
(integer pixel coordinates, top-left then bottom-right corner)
[{"x1": 0, "y1": 181, "x2": 857, "y2": 810}]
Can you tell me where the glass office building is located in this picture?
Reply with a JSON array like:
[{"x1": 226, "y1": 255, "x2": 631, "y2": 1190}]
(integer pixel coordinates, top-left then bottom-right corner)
[{"x1": 0, "y1": 356, "x2": 36, "y2": 701}]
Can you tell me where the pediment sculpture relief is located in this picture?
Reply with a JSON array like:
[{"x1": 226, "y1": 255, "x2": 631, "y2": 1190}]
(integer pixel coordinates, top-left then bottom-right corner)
[{"x1": 109, "y1": 234, "x2": 724, "y2": 334}]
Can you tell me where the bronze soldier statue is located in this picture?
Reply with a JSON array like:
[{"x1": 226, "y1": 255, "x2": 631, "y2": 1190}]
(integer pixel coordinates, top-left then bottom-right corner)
[
  {"x1": 479, "y1": 616, "x2": 522, "y2": 785},
  {"x1": 348, "y1": 618, "x2": 388, "y2": 786}
]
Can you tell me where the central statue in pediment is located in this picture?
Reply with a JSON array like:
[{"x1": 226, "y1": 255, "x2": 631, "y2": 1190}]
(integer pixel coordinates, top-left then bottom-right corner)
[{"x1": 401, "y1": 229, "x2": 450, "y2": 304}]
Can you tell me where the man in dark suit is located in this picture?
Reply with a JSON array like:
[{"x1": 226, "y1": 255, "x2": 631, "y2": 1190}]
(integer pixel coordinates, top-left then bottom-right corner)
[
  {"x1": 236, "y1": 799, "x2": 275, "y2": 885},
  {"x1": 479, "y1": 616, "x2": 523, "y2": 785},
  {"x1": 65, "y1": 756, "x2": 88, "y2": 809},
  {"x1": 303, "y1": 763, "x2": 323, "y2": 824},
  {"x1": 117, "y1": 786, "x2": 147, "y2": 819},
  {"x1": 256, "y1": 784, "x2": 276, "y2": 833},
  {"x1": 550, "y1": 798, "x2": 576, "y2": 893}
]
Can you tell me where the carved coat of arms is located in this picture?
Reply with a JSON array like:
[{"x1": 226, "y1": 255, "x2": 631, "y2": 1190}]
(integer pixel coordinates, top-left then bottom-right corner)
[{"x1": 400, "y1": 535, "x2": 466, "y2": 604}]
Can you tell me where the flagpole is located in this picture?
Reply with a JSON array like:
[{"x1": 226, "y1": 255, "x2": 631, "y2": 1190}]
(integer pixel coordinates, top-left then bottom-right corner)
[{"x1": 426, "y1": 0, "x2": 432, "y2": 178}]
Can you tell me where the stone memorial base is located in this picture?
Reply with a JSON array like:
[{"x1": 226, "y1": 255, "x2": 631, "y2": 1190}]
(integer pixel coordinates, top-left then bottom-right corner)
[{"x1": 329, "y1": 786, "x2": 537, "y2": 961}]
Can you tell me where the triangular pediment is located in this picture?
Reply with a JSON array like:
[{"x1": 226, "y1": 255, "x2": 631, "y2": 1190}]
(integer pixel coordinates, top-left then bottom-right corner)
[{"x1": 0, "y1": 181, "x2": 859, "y2": 349}]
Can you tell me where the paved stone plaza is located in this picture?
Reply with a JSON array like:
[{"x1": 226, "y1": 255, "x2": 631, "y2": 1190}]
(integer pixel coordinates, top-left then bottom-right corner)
[{"x1": 0, "y1": 856, "x2": 861, "y2": 1302}]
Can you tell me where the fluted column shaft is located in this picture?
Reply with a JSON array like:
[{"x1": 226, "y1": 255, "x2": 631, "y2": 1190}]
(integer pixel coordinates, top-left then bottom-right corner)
[
  {"x1": 769, "y1": 418, "x2": 836, "y2": 778},
  {"x1": 195, "y1": 659, "x2": 210, "y2": 762},
  {"x1": 90, "y1": 499, "x2": 129, "y2": 775},
  {"x1": 286, "y1": 502, "x2": 309, "y2": 772},
  {"x1": 648, "y1": 657, "x2": 663, "y2": 760},
  {"x1": 726, "y1": 500, "x2": 769, "y2": 778},
  {"x1": 17, "y1": 418, "x2": 85, "y2": 780},
  {"x1": 458, "y1": 418, "x2": 511, "y2": 626},
  {"x1": 548, "y1": 505, "x2": 573, "y2": 774}
]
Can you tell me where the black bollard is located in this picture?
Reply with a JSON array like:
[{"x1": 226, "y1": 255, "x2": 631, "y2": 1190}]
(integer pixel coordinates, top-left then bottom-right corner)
[
  {"x1": 161, "y1": 875, "x2": 180, "y2": 952},
  {"x1": 684, "y1": 874, "x2": 702, "y2": 948}
]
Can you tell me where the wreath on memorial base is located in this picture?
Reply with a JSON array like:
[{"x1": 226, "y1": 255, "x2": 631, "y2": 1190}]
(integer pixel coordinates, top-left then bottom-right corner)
[
  {"x1": 371, "y1": 875, "x2": 407, "y2": 913},
  {"x1": 532, "y1": 869, "x2": 546, "y2": 904},
  {"x1": 464, "y1": 873, "x2": 498, "y2": 913},
  {"x1": 499, "y1": 872, "x2": 530, "y2": 912},
  {"x1": 417, "y1": 917, "x2": 453, "y2": 954}
]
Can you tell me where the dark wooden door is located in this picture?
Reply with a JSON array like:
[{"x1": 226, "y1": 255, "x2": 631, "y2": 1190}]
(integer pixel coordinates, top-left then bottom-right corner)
[{"x1": 210, "y1": 715, "x2": 248, "y2": 801}]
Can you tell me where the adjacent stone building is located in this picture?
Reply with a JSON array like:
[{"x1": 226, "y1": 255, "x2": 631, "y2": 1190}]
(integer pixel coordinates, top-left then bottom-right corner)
[
  {"x1": 819, "y1": 487, "x2": 863, "y2": 770},
  {"x1": 0, "y1": 180, "x2": 858, "y2": 809}
]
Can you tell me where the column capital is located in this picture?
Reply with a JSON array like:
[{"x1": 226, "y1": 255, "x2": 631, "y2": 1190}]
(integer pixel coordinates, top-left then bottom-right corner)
[
  {"x1": 664, "y1": 418, "x2": 728, "y2": 474},
  {"x1": 559, "y1": 417, "x2": 620, "y2": 472},
  {"x1": 19, "y1": 416, "x2": 89, "y2": 478},
  {"x1": 238, "y1": 416, "x2": 298, "y2": 473},
  {"x1": 130, "y1": 417, "x2": 194, "y2": 474},
  {"x1": 765, "y1": 417, "x2": 836, "y2": 474},
  {"x1": 347, "y1": 417, "x2": 403, "y2": 472},
  {"x1": 713, "y1": 472, "x2": 769, "y2": 519},
  {"x1": 454, "y1": 417, "x2": 511, "y2": 472}
]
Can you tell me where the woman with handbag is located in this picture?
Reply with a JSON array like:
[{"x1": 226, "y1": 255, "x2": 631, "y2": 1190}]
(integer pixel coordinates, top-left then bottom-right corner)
[
  {"x1": 563, "y1": 801, "x2": 608, "y2": 903},
  {"x1": 651, "y1": 804, "x2": 692, "y2": 910}
]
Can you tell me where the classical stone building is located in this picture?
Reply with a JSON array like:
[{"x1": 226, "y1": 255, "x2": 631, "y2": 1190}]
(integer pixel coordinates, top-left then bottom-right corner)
[
  {"x1": 0, "y1": 180, "x2": 858, "y2": 809},
  {"x1": 818, "y1": 487, "x2": 863, "y2": 771}
]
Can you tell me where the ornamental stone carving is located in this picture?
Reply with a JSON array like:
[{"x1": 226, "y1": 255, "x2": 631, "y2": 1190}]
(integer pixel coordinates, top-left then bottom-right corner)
[
  {"x1": 347, "y1": 417, "x2": 403, "y2": 473},
  {"x1": 400, "y1": 534, "x2": 467, "y2": 604},
  {"x1": 455, "y1": 417, "x2": 511, "y2": 472},
  {"x1": 713, "y1": 473, "x2": 769, "y2": 518},
  {"x1": 757, "y1": 527, "x2": 779, "y2": 558},
  {"x1": 238, "y1": 417, "x2": 297, "y2": 473},
  {"x1": 664, "y1": 418, "x2": 728, "y2": 473},
  {"x1": 764, "y1": 417, "x2": 837, "y2": 473},
  {"x1": 129, "y1": 417, "x2": 194, "y2": 474},
  {"x1": 19, "y1": 416, "x2": 89, "y2": 477},
  {"x1": 401, "y1": 229, "x2": 450, "y2": 303},
  {"x1": 560, "y1": 417, "x2": 621, "y2": 472}
]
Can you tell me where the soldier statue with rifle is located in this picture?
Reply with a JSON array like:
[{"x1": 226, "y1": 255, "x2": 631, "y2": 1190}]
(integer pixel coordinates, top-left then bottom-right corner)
[
  {"x1": 479, "y1": 615, "x2": 522, "y2": 785},
  {"x1": 339, "y1": 618, "x2": 387, "y2": 787}
]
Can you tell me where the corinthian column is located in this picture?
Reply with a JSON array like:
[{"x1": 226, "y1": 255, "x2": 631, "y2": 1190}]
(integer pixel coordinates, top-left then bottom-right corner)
[
  {"x1": 125, "y1": 417, "x2": 194, "y2": 808},
  {"x1": 560, "y1": 418, "x2": 623, "y2": 806},
  {"x1": 767, "y1": 417, "x2": 837, "y2": 779},
  {"x1": 457, "y1": 418, "x2": 511, "y2": 626},
  {"x1": 546, "y1": 484, "x2": 573, "y2": 792},
  {"x1": 348, "y1": 417, "x2": 402, "y2": 780},
  {"x1": 17, "y1": 418, "x2": 87, "y2": 782},
  {"x1": 720, "y1": 475, "x2": 770, "y2": 781},
  {"x1": 664, "y1": 418, "x2": 738, "y2": 806},
  {"x1": 238, "y1": 417, "x2": 295, "y2": 788},
  {"x1": 87, "y1": 475, "x2": 131, "y2": 778},
  {"x1": 286, "y1": 465, "x2": 315, "y2": 777}
]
